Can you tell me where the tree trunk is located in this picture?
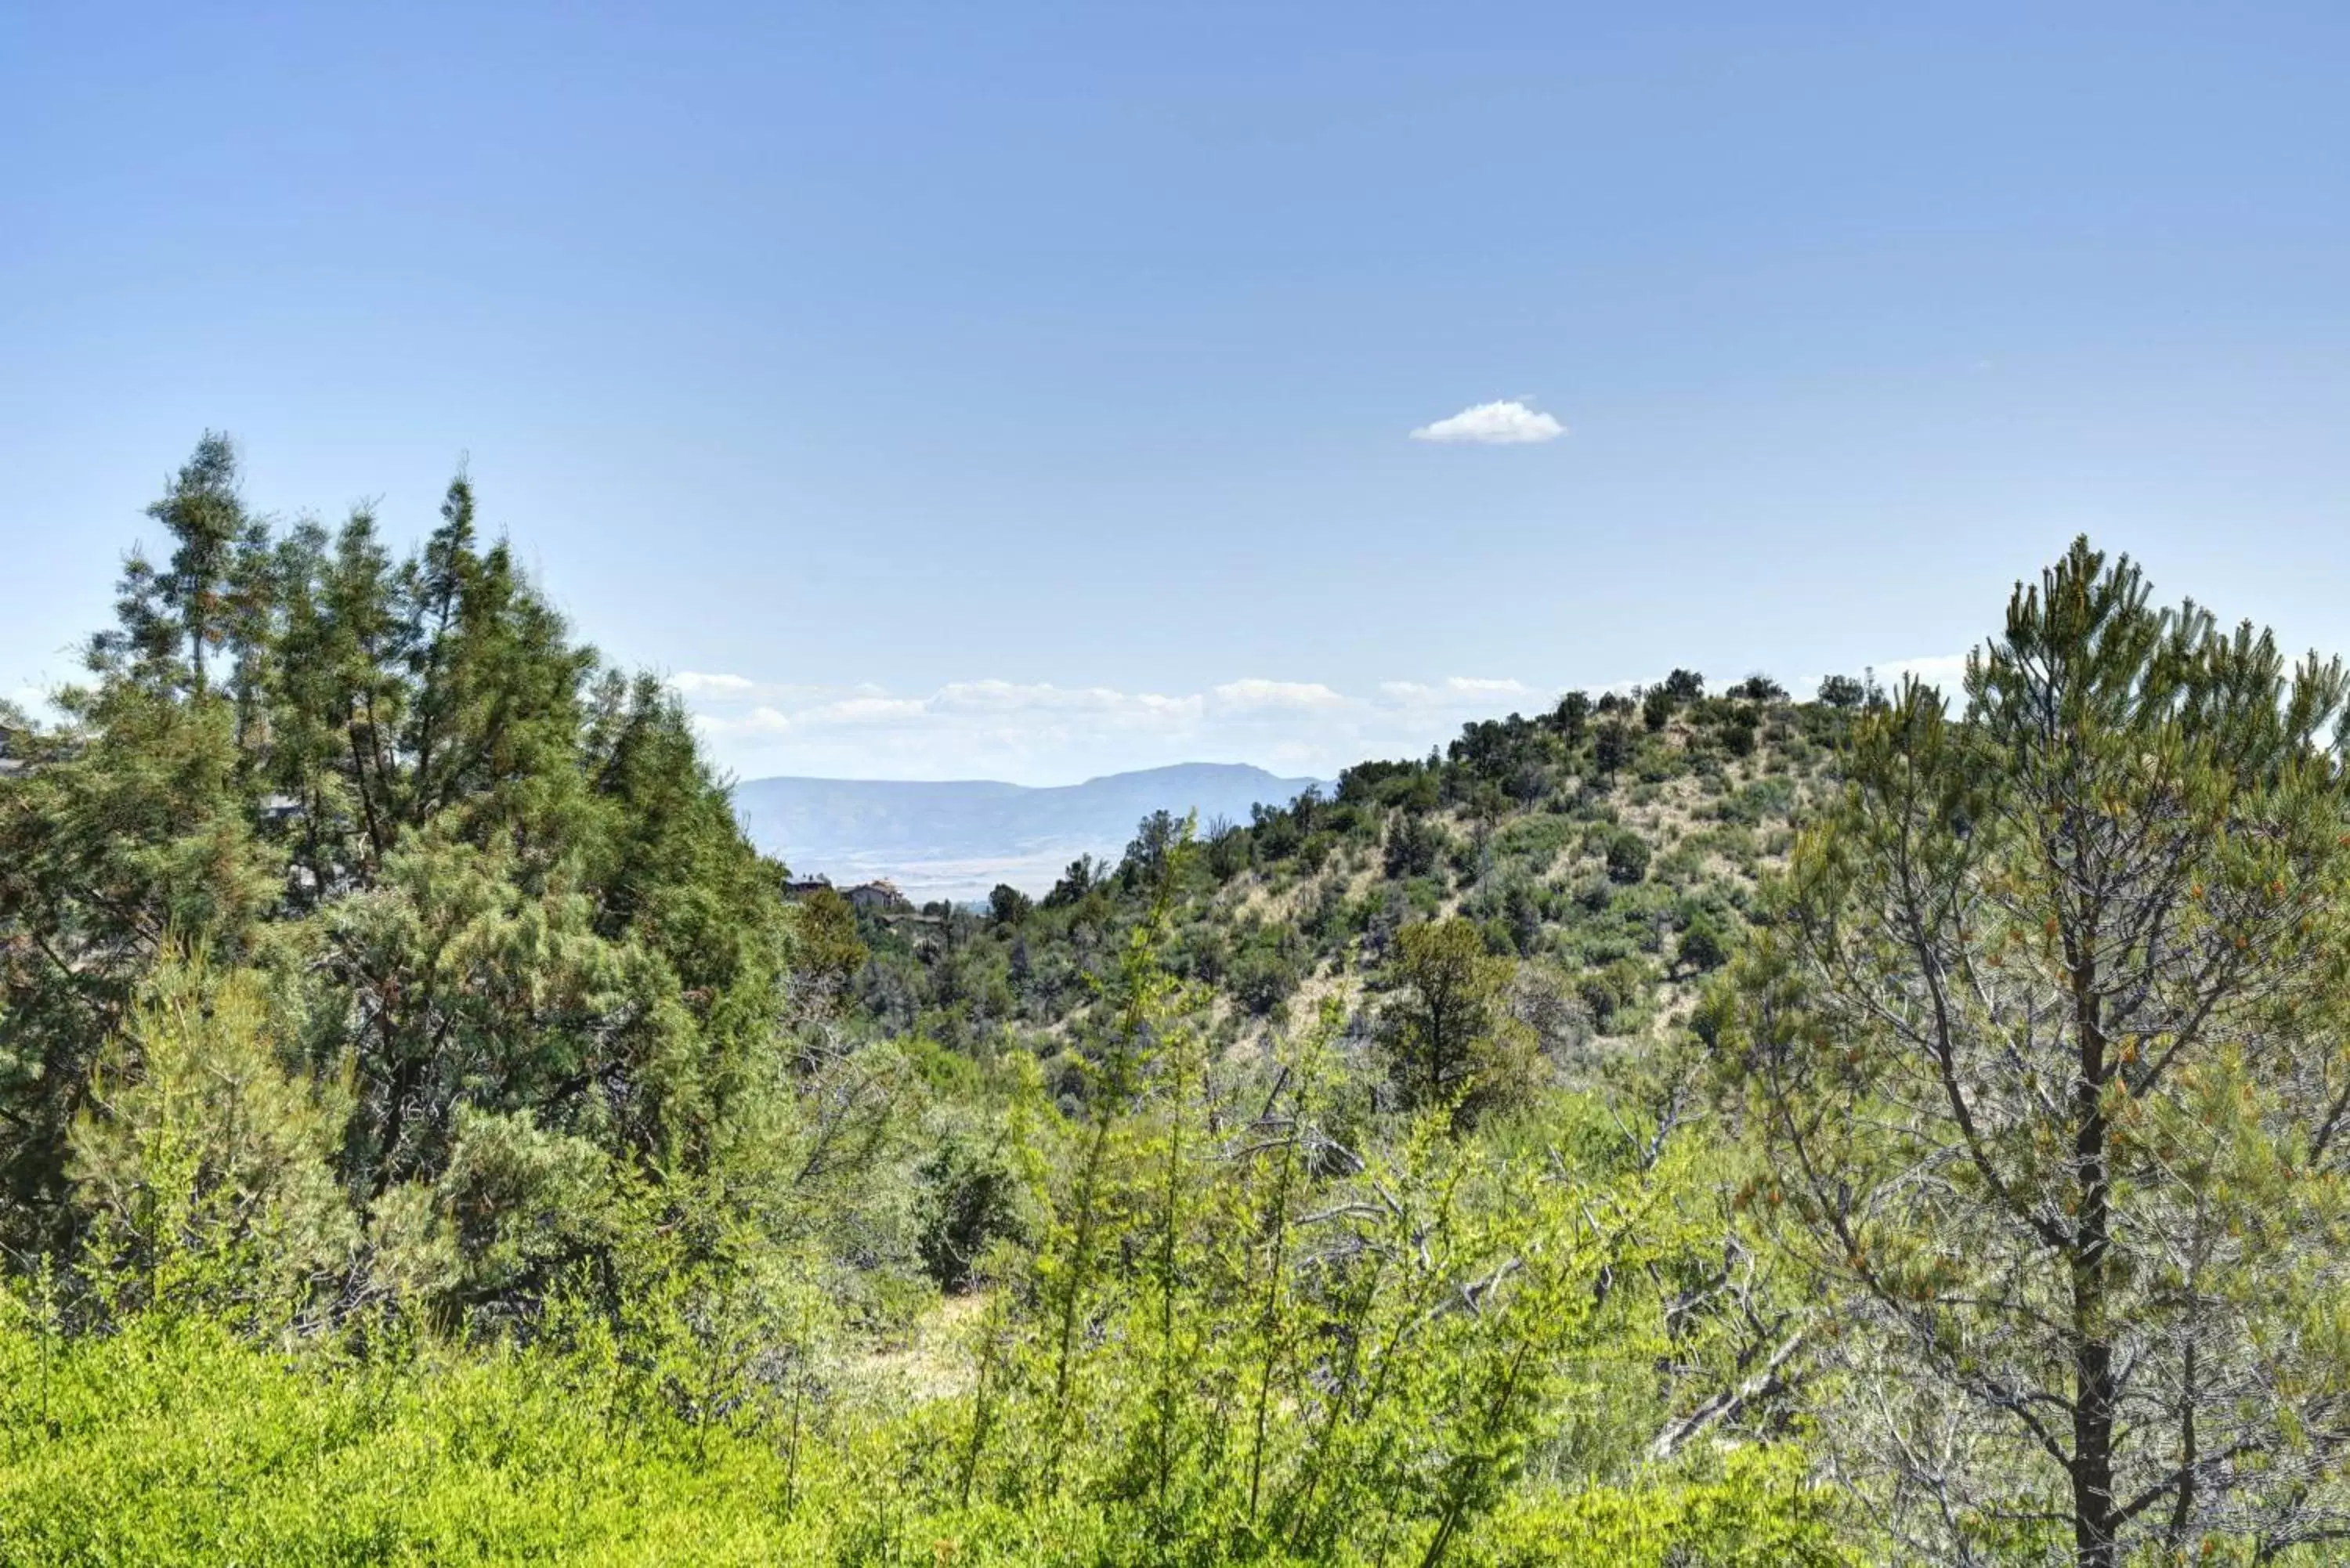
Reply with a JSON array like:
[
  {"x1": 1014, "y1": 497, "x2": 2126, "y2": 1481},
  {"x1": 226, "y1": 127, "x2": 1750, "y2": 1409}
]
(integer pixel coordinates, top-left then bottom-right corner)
[
  {"x1": 2072, "y1": 1022, "x2": 2119, "y2": 1566},
  {"x1": 2072, "y1": 1326, "x2": 2118, "y2": 1567}
]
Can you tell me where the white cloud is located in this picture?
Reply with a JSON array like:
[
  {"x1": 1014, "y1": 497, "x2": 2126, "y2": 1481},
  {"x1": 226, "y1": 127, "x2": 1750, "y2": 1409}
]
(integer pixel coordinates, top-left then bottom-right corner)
[
  {"x1": 812, "y1": 695, "x2": 931, "y2": 724},
  {"x1": 932, "y1": 680, "x2": 1199, "y2": 719},
  {"x1": 1410, "y1": 399, "x2": 1565, "y2": 446},
  {"x1": 667, "y1": 670, "x2": 761, "y2": 698},
  {"x1": 1210, "y1": 679, "x2": 1349, "y2": 712},
  {"x1": 1378, "y1": 677, "x2": 1536, "y2": 708}
]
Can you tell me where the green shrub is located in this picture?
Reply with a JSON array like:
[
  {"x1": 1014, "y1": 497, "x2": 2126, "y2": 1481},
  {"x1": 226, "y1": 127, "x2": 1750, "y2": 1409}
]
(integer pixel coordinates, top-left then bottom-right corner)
[
  {"x1": 1677, "y1": 913, "x2": 1730, "y2": 974},
  {"x1": 1604, "y1": 829, "x2": 1651, "y2": 884},
  {"x1": 1384, "y1": 812, "x2": 1445, "y2": 879},
  {"x1": 1480, "y1": 1448, "x2": 1851, "y2": 1566},
  {"x1": 914, "y1": 1119, "x2": 1037, "y2": 1290}
]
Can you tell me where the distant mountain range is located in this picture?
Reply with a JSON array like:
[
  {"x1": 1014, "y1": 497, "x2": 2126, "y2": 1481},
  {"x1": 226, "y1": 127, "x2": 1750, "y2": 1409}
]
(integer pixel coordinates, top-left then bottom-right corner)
[{"x1": 730, "y1": 763, "x2": 1325, "y2": 903}]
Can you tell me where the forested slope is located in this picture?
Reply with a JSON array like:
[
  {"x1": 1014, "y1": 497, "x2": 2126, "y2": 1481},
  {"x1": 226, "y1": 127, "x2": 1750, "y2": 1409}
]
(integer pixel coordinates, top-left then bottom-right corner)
[{"x1": 843, "y1": 669, "x2": 1849, "y2": 1153}]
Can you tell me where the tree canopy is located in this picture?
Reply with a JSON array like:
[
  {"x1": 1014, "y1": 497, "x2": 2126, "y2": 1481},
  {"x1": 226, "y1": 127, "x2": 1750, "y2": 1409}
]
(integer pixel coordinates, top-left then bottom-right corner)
[{"x1": 1, "y1": 436, "x2": 801, "y2": 1320}]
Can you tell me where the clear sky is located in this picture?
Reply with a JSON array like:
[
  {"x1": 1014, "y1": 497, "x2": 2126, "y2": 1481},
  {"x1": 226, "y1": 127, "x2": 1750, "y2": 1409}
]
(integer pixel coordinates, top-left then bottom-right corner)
[{"x1": 7, "y1": 2, "x2": 2349, "y2": 783}]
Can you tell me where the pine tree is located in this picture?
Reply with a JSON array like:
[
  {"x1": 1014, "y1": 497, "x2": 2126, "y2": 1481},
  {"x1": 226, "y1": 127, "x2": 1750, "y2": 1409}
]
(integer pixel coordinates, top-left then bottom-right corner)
[
  {"x1": 144, "y1": 432, "x2": 247, "y2": 697},
  {"x1": 1734, "y1": 538, "x2": 2350, "y2": 1565}
]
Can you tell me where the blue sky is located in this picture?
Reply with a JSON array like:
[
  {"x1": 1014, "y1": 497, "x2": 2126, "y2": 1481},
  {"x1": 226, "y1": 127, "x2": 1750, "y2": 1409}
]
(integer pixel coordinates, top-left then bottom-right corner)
[{"x1": 7, "y1": 2, "x2": 2350, "y2": 782}]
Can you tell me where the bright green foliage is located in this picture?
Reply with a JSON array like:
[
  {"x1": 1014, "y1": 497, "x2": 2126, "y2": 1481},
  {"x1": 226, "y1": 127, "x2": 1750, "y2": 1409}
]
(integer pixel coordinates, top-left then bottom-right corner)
[
  {"x1": 0, "y1": 1299, "x2": 1848, "y2": 1566},
  {"x1": 0, "y1": 1310, "x2": 824, "y2": 1566},
  {"x1": 70, "y1": 951, "x2": 356, "y2": 1324},
  {"x1": 924, "y1": 954, "x2": 1785, "y2": 1565},
  {"x1": 0, "y1": 820, "x2": 1850, "y2": 1565},
  {"x1": 1482, "y1": 1447, "x2": 1849, "y2": 1566}
]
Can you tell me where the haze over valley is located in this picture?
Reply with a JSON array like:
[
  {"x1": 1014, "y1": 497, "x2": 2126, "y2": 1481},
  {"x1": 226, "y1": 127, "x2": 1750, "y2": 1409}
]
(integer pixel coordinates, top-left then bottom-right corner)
[{"x1": 730, "y1": 761, "x2": 1323, "y2": 901}]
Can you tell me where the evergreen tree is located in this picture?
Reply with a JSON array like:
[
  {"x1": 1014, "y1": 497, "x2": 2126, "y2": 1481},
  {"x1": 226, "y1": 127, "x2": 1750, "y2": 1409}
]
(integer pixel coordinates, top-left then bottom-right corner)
[
  {"x1": 0, "y1": 436, "x2": 806, "y2": 1317},
  {"x1": 1383, "y1": 917, "x2": 1532, "y2": 1120},
  {"x1": 1734, "y1": 540, "x2": 2350, "y2": 1565},
  {"x1": 144, "y1": 432, "x2": 247, "y2": 697}
]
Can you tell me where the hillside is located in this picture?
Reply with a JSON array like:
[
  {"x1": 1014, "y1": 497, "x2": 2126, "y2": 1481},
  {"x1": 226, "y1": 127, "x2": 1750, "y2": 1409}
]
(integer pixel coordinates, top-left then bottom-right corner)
[
  {"x1": 844, "y1": 676, "x2": 1846, "y2": 1082},
  {"x1": 732, "y1": 761, "x2": 1324, "y2": 901}
]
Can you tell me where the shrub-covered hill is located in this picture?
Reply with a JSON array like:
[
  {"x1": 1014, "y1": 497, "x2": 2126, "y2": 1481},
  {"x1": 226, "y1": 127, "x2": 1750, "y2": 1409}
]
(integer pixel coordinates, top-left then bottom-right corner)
[{"x1": 841, "y1": 672, "x2": 1860, "y2": 1098}]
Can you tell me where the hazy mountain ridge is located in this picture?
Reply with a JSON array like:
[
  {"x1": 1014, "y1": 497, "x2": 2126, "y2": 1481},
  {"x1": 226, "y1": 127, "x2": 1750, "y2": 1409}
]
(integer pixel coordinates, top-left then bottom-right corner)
[{"x1": 730, "y1": 761, "x2": 1326, "y2": 901}]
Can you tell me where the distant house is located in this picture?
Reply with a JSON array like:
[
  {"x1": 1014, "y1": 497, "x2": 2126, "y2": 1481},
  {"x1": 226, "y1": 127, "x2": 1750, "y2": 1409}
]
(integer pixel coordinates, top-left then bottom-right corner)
[
  {"x1": 844, "y1": 880, "x2": 909, "y2": 914},
  {"x1": 0, "y1": 724, "x2": 25, "y2": 779},
  {"x1": 781, "y1": 875, "x2": 912, "y2": 916}
]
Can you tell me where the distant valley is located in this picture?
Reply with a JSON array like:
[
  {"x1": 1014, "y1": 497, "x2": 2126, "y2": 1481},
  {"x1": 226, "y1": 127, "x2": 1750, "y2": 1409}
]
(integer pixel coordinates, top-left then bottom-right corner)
[{"x1": 728, "y1": 762, "x2": 1325, "y2": 901}]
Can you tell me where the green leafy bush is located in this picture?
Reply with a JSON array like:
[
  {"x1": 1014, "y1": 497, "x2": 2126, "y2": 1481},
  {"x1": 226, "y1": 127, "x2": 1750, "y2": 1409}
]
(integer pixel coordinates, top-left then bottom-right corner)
[{"x1": 1604, "y1": 829, "x2": 1651, "y2": 884}]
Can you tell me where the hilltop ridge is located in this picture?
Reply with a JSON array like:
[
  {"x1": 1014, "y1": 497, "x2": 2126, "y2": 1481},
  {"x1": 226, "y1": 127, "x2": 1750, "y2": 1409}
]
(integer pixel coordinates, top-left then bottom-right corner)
[{"x1": 842, "y1": 676, "x2": 1851, "y2": 1071}]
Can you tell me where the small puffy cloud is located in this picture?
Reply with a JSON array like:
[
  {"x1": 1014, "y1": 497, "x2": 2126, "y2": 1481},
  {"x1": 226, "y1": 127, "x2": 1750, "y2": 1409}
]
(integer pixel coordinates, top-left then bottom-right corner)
[
  {"x1": 667, "y1": 670, "x2": 761, "y2": 698},
  {"x1": 690, "y1": 704, "x2": 794, "y2": 736},
  {"x1": 1378, "y1": 677, "x2": 1535, "y2": 708},
  {"x1": 1211, "y1": 679, "x2": 1350, "y2": 712},
  {"x1": 1410, "y1": 399, "x2": 1564, "y2": 446}
]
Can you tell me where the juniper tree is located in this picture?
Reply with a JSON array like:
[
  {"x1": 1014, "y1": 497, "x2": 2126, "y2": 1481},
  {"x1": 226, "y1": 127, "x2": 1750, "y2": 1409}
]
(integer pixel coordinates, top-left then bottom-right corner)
[
  {"x1": 1734, "y1": 539, "x2": 2350, "y2": 1565},
  {"x1": 1383, "y1": 917, "x2": 1538, "y2": 1124}
]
